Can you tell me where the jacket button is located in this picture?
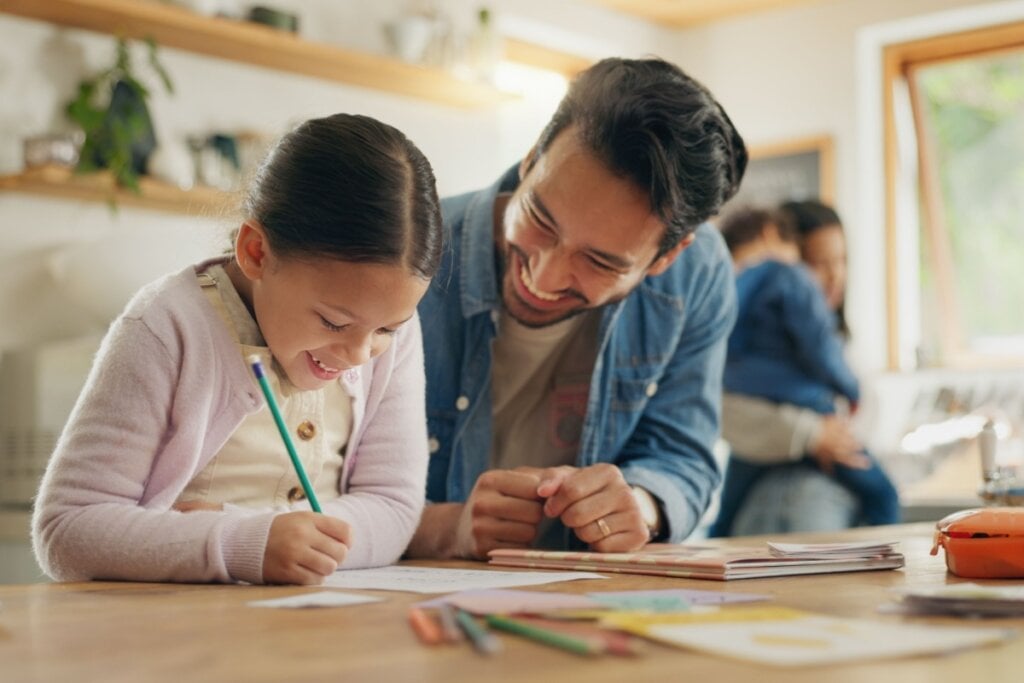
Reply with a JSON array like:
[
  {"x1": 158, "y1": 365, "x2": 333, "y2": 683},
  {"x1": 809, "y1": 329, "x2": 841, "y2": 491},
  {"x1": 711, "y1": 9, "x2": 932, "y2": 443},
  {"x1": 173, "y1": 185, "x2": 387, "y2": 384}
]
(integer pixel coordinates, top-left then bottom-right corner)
[
  {"x1": 645, "y1": 382, "x2": 658, "y2": 397},
  {"x1": 455, "y1": 396, "x2": 470, "y2": 411},
  {"x1": 296, "y1": 421, "x2": 316, "y2": 440},
  {"x1": 428, "y1": 437, "x2": 440, "y2": 454},
  {"x1": 287, "y1": 486, "x2": 306, "y2": 502}
]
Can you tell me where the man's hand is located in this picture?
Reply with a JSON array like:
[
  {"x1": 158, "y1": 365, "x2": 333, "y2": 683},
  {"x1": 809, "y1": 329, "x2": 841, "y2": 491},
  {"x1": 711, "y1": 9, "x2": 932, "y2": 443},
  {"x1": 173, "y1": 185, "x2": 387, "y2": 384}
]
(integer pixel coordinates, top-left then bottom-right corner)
[
  {"x1": 262, "y1": 511, "x2": 351, "y2": 585},
  {"x1": 536, "y1": 463, "x2": 649, "y2": 552},
  {"x1": 809, "y1": 415, "x2": 869, "y2": 474},
  {"x1": 453, "y1": 469, "x2": 546, "y2": 560}
]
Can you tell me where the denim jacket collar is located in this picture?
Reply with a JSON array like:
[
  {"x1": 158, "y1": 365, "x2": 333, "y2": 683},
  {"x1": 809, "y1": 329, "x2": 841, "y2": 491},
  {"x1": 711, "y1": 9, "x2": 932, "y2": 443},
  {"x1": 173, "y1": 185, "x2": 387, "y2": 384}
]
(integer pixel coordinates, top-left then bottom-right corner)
[{"x1": 458, "y1": 164, "x2": 520, "y2": 319}]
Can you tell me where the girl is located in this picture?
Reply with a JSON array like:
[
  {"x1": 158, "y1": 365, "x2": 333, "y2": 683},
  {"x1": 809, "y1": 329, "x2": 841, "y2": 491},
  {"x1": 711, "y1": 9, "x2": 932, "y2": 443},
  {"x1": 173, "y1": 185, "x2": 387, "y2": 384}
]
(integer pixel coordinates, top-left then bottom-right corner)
[{"x1": 32, "y1": 114, "x2": 442, "y2": 585}]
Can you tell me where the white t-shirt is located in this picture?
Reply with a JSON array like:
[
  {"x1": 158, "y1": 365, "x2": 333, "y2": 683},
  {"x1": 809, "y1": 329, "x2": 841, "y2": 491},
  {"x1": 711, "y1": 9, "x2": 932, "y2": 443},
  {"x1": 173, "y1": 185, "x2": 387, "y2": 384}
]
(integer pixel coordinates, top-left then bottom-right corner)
[{"x1": 490, "y1": 309, "x2": 600, "y2": 471}]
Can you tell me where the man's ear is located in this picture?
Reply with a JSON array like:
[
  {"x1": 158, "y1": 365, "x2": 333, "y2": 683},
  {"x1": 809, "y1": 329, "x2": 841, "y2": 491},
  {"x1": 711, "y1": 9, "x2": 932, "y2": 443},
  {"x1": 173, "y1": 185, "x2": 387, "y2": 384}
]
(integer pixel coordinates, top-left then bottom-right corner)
[
  {"x1": 234, "y1": 221, "x2": 271, "y2": 281},
  {"x1": 646, "y1": 234, "x2": 695, "y2": 277}
]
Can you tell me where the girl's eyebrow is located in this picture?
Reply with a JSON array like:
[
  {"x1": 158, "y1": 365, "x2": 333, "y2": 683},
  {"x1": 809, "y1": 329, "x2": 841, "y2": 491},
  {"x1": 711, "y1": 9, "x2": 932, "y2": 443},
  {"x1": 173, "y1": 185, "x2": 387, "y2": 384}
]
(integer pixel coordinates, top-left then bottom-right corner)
[
  {"x1": 529, "y1": 191, "x2": 633, "y2": 270},
  {"x1": 321, "y1": 303, "x2": 415, "y2": 328},
  {"x1": 321, "y1": 303, "x2": 357, "y2": 318}
]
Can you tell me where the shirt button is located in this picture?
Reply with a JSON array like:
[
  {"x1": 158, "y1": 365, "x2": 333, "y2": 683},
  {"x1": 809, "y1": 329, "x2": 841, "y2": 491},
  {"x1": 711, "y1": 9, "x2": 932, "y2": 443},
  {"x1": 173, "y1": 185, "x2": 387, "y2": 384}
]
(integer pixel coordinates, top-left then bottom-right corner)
[
  {"x1": 455, "y1": 396, "x2": 470, "y2": 411},
  {"x1": 287, "y1": 486, "x2": 306, "y2": 502},
  {"x1": 645, "y1": 382, "x2": 658, "y2": 397},
  {"x1": 428, "y1": 437, "x2": 440, "y2": 454},
  {"x1": 296, "y1": 421, "x2": 316, "y2": 440}
]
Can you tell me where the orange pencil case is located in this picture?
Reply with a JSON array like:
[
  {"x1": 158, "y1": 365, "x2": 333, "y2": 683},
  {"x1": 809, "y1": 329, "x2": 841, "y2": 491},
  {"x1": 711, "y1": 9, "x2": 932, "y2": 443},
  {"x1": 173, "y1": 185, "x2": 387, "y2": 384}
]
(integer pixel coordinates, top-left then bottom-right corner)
[{"x1": 931, "y1": 507, "x2": 1024, "y2": 578}]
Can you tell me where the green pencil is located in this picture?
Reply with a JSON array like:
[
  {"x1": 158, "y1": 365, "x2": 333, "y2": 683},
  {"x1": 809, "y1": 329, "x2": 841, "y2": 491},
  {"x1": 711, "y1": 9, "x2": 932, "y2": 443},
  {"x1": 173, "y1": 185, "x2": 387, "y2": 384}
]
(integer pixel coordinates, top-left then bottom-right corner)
[
  {"x1": 248, "y1": 355, "x2": 321, "y2": 513},
  {"x1": 485, "y1": 614, "x2": 603, "y2": 656}
]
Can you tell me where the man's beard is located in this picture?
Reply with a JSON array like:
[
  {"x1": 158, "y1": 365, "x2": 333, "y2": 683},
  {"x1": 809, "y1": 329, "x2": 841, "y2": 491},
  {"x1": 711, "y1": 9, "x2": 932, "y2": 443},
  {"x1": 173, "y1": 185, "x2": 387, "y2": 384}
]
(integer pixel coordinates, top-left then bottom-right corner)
[{"x1": 498, "y1": 243, "x2": 592, "y2": 328}]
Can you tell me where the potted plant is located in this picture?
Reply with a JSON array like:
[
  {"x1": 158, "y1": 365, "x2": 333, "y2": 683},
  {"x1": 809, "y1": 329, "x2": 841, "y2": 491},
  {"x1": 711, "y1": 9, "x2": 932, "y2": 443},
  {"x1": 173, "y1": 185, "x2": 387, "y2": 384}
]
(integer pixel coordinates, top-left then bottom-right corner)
[{"x1": 65, "y1": 37, "x2": 174, "y2": 192}]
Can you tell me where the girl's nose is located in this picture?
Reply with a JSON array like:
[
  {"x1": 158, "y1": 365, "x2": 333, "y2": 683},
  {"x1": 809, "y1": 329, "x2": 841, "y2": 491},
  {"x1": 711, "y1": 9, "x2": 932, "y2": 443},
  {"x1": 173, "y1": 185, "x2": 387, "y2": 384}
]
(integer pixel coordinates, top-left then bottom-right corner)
[{"x1": 334, "y1": 333, "x2": 372, "y2": 367}]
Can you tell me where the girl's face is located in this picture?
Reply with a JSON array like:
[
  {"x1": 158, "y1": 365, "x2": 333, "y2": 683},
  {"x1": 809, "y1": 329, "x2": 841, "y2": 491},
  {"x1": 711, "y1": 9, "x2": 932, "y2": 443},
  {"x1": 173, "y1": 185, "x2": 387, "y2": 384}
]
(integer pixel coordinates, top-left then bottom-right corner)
[
  {"x1": 801, "y1": 224, "x2": 847, "y2": 311},
  {"x1": 235, "y1": 223, "x2": 429, "y2": 391}
]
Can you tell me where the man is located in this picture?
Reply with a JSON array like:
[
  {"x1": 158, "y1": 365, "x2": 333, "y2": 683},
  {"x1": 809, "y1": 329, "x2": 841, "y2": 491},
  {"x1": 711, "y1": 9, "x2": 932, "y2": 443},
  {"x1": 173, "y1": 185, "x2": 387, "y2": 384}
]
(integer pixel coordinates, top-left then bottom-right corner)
[{"x1": 407, "y1": 57, "x2": 747, "y2": 560}]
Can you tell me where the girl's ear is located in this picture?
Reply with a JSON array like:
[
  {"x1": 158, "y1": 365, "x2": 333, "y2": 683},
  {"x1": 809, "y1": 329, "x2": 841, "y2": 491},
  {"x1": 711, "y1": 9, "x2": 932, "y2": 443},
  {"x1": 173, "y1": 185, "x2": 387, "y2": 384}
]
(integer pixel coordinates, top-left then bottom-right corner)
[{"x1": 235, "y1": 221, "x2": 270, "y2": 281}]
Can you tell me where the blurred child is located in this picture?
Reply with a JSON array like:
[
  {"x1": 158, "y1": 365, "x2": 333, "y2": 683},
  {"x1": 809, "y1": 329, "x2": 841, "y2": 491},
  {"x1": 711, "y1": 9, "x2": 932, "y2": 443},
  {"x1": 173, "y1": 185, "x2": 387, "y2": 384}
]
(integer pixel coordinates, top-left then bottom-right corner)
[{"x1": 709, "y1": 206, "x2": 899, "y2": 537}]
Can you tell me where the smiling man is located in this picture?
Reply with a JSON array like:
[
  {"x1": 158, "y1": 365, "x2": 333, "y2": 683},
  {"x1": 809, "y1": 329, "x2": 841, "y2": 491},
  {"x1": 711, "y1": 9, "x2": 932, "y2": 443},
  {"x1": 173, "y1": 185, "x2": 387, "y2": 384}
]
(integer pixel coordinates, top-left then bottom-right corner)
[{"x1": 407, "y1": 58, "x2": 748, "y2": 560}]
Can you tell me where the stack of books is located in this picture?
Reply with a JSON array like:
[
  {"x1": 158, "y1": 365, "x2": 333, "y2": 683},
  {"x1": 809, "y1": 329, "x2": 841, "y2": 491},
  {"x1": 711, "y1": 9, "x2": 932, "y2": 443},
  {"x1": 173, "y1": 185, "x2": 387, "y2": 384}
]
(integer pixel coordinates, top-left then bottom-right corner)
[{"x1": 489, "y1": 540, "x2": 904, "y2": 580}]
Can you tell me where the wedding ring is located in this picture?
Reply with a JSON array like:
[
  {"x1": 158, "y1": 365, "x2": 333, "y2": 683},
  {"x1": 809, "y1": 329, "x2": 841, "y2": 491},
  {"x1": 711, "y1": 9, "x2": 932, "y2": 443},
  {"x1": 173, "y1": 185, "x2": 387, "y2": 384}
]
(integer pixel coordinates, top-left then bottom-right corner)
[{"x1": 596, "y1": 517, "x2": 612, "y2": 539}]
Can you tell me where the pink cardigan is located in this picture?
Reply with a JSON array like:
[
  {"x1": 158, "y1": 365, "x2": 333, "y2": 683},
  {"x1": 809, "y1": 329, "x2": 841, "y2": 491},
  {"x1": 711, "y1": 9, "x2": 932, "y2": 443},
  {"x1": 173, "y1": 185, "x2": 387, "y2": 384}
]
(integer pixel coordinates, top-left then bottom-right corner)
[{"x1": 32, "y1": 261, "x2": 429, "y2": 584}]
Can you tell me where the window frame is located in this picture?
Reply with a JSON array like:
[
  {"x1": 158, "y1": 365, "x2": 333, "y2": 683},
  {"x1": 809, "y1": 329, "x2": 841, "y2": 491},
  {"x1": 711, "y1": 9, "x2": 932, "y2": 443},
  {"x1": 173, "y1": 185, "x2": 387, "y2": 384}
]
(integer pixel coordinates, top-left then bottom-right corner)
[{"x1": 882, "y1": 21, "x2": 1024, "y2": 370}]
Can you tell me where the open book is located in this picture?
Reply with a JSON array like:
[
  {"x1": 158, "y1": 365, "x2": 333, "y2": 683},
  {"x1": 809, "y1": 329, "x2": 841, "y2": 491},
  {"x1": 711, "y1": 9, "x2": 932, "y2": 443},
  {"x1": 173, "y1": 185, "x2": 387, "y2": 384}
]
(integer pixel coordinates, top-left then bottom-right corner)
[{"x1": 488, "y1": 540, "x2": 904, "y2": 581}]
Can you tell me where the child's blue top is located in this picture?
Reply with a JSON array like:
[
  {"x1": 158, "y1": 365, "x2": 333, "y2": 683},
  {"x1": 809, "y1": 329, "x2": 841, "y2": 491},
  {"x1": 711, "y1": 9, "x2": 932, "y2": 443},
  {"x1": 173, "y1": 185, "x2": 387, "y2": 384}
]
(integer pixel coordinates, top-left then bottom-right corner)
[{"x1": 723, "y1": 259, "x2": 859, "y2": 414}]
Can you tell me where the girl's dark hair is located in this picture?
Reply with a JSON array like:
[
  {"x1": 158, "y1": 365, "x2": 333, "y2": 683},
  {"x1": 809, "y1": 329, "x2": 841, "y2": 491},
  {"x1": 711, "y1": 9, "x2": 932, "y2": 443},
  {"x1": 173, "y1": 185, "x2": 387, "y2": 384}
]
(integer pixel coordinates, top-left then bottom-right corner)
[
  {"x1": 717, "y1": 206, "x2": 795, "y2": 254},
  {"x1": 530, "y1": 57, "x2": 748, "y2": 257},
  {"x1": 244, "y1": 113, "x2": 442, "y2": 279},
  {"x1": 778, "y1": 199, "x2": 849, "y2": 337}
]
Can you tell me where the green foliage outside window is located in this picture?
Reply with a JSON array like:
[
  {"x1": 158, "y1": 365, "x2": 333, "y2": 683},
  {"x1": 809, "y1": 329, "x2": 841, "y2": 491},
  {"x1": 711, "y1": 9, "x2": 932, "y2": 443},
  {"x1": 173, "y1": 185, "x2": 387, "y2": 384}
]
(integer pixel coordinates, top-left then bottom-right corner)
[{"x1": 914, "y1": 51, "x2": 1024, "y2": 358}]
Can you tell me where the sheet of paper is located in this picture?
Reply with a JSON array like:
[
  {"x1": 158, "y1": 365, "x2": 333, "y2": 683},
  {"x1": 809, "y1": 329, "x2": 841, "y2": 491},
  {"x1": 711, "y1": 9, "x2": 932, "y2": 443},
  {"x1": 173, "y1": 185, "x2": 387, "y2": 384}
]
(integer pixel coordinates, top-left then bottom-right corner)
[
  {"x1": 902, "y1": 582, "x2": 1024, "y2": 601},
  {"x1": 893, "y1": 582, "x2": 1024, "y2": 617},
  {"x1": 768, "y1": 540, "x2": 899, "y2": 557},
  {"x1": 417, "y1": 589, "x2": 603, "y2": 614},
  {"x1": 248, "y1": 591, "x2": 384, "y2": 609},
  {"x1": 605, "y1": 606, "x2": 1014, "y2": 666},
  {"x1": 322, "y1": 566, "x2": 606, "y2": 594},
  {"x1": 587, "y1": 588, "x2": 770, "y2": 612}
]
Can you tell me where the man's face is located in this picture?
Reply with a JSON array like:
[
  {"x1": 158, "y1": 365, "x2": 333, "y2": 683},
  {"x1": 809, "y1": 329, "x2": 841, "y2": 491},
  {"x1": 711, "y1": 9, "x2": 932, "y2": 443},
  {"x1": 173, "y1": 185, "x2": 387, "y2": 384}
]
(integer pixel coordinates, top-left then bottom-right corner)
[{"x1": 497, "y1": 128, "x2": 687, "y2": 328}]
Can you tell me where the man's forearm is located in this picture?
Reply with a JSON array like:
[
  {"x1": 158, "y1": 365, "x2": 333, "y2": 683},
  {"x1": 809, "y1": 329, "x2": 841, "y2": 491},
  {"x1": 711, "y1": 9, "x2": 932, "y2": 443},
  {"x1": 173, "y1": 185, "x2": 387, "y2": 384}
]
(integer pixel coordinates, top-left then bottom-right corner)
[{"x1": 404, "y1": 502, "x2": 463, "y2": 560}]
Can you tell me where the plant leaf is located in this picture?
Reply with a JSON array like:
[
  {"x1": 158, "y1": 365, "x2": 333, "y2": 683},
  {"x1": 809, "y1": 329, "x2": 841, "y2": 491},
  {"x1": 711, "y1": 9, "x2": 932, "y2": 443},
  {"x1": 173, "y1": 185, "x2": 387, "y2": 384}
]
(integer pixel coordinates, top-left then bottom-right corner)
[{"x1": 145, "y1": 36, "x2": 175, "y2": 94}]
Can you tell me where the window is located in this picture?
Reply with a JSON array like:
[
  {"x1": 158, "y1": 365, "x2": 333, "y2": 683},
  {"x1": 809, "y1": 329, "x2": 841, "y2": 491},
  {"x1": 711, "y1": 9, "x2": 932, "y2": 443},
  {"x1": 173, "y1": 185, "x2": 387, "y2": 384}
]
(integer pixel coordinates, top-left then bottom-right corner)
[{"x1": 884, "y1": 22, "x2": 1024, "y2": 369}]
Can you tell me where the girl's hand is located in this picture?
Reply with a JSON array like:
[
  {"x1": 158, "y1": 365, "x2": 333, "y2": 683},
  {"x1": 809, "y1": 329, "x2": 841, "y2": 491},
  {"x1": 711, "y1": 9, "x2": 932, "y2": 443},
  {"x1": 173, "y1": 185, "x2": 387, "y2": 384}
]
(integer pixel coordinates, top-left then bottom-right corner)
[{"x1": 262, "y1": 511, "x2": 351, "y2": 585}]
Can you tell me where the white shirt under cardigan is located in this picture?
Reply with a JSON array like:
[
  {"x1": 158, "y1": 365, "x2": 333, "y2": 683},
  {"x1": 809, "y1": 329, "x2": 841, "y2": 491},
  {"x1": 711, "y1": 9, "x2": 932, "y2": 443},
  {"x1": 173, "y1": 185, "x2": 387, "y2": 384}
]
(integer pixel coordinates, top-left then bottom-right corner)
[
  {"x1": 176, "y1": 264, "x2": 353, "y2": 510},
  {"x1": 32, "y1": 259, "x2": 429, "y2": 584}
]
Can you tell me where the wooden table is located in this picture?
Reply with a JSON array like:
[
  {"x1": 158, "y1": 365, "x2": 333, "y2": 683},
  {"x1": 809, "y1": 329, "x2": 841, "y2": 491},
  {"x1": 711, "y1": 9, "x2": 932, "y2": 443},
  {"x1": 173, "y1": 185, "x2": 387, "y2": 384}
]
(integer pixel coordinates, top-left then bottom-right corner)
[{"x1": 1, "y1": 523, "x2": 1019, "y2": 682}]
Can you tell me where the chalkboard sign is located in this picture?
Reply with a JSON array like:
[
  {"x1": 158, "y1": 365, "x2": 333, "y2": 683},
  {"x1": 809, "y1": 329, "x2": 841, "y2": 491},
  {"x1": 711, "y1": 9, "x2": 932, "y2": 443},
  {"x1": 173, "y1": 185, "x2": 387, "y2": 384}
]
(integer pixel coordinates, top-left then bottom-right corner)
[{"x1": 721, "y1": 135, "x2": 834, "y2": 213}]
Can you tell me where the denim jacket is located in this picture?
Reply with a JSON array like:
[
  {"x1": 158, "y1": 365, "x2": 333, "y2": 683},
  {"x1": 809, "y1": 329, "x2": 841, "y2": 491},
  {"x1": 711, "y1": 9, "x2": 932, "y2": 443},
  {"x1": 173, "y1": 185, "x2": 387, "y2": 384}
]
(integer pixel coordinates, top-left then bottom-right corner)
[
  {"x1": 418, "y1": 166, "x2": 737, "y2": 545},
  {"x1": 723, "y1": 259, "x2": 859, "y2": 415}
]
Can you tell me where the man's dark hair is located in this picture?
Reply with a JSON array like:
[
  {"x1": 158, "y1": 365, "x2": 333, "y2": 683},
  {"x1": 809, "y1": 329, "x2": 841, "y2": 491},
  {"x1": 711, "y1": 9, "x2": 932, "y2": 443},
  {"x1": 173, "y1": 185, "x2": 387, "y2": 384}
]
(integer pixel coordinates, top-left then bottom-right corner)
[{"x1": 530, "y1": 57, "x2": 748, "y2": 256}]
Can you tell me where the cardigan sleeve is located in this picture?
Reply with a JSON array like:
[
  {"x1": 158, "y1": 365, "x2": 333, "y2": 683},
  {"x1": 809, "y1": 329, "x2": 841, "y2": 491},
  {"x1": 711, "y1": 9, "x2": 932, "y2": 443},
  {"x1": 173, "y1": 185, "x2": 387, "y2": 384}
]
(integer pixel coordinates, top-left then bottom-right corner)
[
  {"x1": 313, "y1": 313, "x2": 429, "y2": 568},
  {"x1": 32, "y1": 312, "x2": 275, "y2": 584}
]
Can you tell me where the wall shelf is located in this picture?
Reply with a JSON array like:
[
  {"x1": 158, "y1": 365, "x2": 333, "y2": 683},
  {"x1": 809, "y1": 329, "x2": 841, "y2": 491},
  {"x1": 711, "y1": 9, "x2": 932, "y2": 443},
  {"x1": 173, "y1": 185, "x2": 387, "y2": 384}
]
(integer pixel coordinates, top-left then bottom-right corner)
[
  {"x1": 0, "y1": 165, "x2": 235, "y2": 216},
  {"x1": 0, "y1": 0, "x2": 519, "y2": 109},
  {"x1": 504, "y1": 38, "x2": 593, "y2": 77}
]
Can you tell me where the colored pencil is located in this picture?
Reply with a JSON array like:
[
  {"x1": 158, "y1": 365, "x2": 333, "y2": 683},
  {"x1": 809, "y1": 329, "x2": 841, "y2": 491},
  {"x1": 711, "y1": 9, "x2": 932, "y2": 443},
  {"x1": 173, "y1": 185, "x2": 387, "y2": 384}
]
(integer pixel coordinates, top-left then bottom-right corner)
[
  {"x1": 248, "y1": 355, "x2": 321, "y2": 512},
  {"x1": 437, "y1": 603, "x2": 465, "y2": 643},
  {"x1": 485, "y1": 614, "x2": 603, "y2": 656},
  {"x1": 455, "y1": 608, "x2": 502, "y2": 655},
  {"x1": 408, "y1": 607, "x2": 444, "y2": 645},
  {"x1": 510, "y1": 616, "x2": 644, "y2": 656}
]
